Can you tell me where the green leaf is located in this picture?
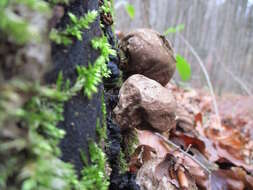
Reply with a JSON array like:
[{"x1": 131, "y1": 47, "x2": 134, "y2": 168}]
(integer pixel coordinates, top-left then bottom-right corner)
[
  {"x1": 164, "y1": 24, "x2": 185, "y2": 35},
  {"x1": 176, "y1": 24, "x2": 185, "y2": 31},
  {"x1": 125, "y1": 3, "x2": 135, "y2": 19},
  {"x1": 0, "y1": 0, "x2": 8, "y2": 7},
  {"x1": 175, "y1": 54, "x2": 191, "y2": 81}
]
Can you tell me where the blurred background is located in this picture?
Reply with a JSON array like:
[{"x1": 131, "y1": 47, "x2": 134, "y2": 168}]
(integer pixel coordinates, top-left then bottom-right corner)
[{"x1": 114, "y1": 0, "x2": 253, "y2": 96}]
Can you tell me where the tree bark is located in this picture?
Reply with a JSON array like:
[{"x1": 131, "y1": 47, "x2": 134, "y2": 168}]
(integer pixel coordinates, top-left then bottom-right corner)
[{"x1": 45, "y1": 0, "x2": 102, "y2": 175}]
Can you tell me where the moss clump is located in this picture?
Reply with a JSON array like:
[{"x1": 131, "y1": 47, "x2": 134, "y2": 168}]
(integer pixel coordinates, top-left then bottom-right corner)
[
  {"x1": 122, "y1": 130, "x2": 139, "y2": 161},
  {"x1": 0, "y1": 0, "x2": 50, "y2": 44},
  {"x1": 50, "y1": 10, "x2": 98, "y2": 45},
  {"x1": 0, "y1": 79, "x2": 80, "y2": 190},
  {"x1": 49, "y1": 0, "x2": 70, "y2": 5},
  {"x1": 1, "y1": 0, "x2": 117, "y2": 189},
  {"x1": 101, "y1": 91, "x2": 107, "y2": 129},
  {"x1": 119, "y1": 150, "x2": 128, "y2": 173},
  {"x1": 80, "y1": 142, "x2": 109, "y2": 190},
  {"x1": 0, "y1": 72, "x2": 111, "y2": 190},
  {"x1": 96, "y1": 118, "x2": 107, "y2": 144},
  {"x1": 96, "y1": 92, "x2": 107, "y2": 143}
]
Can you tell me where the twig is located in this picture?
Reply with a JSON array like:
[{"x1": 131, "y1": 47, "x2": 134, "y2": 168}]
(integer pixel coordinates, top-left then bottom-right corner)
[
  {"x1": 185, "y1": 144, "x2": 192, "y2": 153},
  {"x1": 155, "y1": 132, "x2": 211, "y2": 175}
]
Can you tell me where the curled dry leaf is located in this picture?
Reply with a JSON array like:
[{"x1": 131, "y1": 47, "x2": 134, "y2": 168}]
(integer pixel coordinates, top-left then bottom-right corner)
[
  {"x1": 218, "y1": 95, "x2": 253, "y2": 133},
  {"x1": 211, "y1": 167, "x2": 253, "y2": 190},
  {"x1": 166, "y1": 83, "x2": 253, "y2": 172},
  {"x1": 175, "y1": 151, "x2": 210, "y2": 189},
  {"x1": 134, "y1": 130, "x2": 211, "y2": 189},
  {"x1": 120, "y1": 80, "x2": 253, "y2": 190},
  {"x1": 129, "y1": 145, "x2": 157, "y2": 173},
  {"x1": 136, "y1": 158, "x2": 178, "y2": 190},
  {"x1": 204, "y1": 126, "x2": 253, "y2": 172},
  {"x1": 136, "y1": 129, "x2": 173, "y2": 158},
  {"x1": 136, "y1": 153, "x2": 198, "y2": 190},
  {"x1": 154, "y1": 154, "x2": 177, "y2": 182},
  {"x1": 170, "y1": 131, "x2": 206, "y2": 156},
  {"x1": 175, "y1": 106, "x2": 195, "y2": 133},
  {"x1": 195, "y1": 112, "x2": 203, "y2": 125}
]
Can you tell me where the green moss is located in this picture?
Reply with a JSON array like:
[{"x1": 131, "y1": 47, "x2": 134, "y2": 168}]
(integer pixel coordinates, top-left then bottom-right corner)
[
  {"x1": 0, "y1": 68, "x2": 111, "y2": 189},
  {"x1": 75, "y1": 36, "x2": 116, "y2": 99},
  {"x1": 50, "y1": 10, "x2": 98, "y2": 45},
  {"x1": 0, "y1": 0, "x2": 49, "y2": 44},
  {"x1": 1, "y1": 0, "x2": 117, "y2": 189},
  {"x1": 0, "y1": 78, "x2": 80, "y2": 190},
  {"x1": 110, "y1": 0, "x2": 116, "y2": 20},
  {"x1": 49, "y1": 29, "x2": 73, "y2": 46},
  {"x1": 79, "y1": 141, "x2": 109, "y2": 190},
  {"x1": 0, "y1": 72, "x2": 111, "y2": 190},
  {"x1": 96, "y1": 118, "x2": 107, "y2": 143},
  {"x1": 80, "y1": 141, "x2": 109, "y2": 190},
  {"x1": 101, "y1": 91, "x2": 107, "y2": 129},
  {"x1": 96, "y1": 90, "x2": 108, "y2": 144},
  {"x1": 119, "y1": 150, "x2": 128, "y2": 173},
  {"x1": 49, "y1": 0, "x2": 70, "y2": 5},
  {"x1": 123, "y1": 130, "x2": 139, "y2": 161},
  {"x1": 76, "y1": 63, "x2": 103, "y2": 99},
  {"x1": 100, "y1": 0, "x2": 113, "y2": 15},
  {"x1": 91, "y1": 36, "x2": 116, "y2": 63}
]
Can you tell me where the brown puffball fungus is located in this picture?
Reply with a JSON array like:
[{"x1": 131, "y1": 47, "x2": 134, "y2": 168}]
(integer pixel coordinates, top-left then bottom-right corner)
[
  {"x1": 113, "y1": 74, "x2": 176, "y2": 132},
  {"x1": 118, "y1": 28, "x2": 176, "y2": 86}
]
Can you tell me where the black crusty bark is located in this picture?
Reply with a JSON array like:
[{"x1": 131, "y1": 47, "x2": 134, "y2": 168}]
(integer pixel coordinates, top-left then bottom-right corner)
[{"x1": 45, "y1": 0, "x2": 102, "y2": 175}]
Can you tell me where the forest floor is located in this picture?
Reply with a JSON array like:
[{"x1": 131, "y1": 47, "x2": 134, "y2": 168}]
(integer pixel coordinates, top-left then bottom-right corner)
[{"x1": 118, "y1": 82, "x2": 253, "y2": 190}]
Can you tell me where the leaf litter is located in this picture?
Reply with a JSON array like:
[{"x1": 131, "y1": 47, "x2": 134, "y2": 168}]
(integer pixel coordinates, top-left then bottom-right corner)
[{"x1": 126, "y1": 83, "x2": 253, "y2": 190}]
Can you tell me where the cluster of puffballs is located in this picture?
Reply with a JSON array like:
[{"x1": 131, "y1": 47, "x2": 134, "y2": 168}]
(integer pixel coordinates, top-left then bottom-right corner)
[{"x1": 113, "y1": 28, "x2": 178, "y2": 133}]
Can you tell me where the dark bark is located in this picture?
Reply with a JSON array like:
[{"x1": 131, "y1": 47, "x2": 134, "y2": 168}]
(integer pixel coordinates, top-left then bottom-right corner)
[
  {"x1": 45, "y1": 0, "x2": 102, "y2": 175},
  {"x1": 44, "y1": 1, "x2": 141, "y2": 188}
]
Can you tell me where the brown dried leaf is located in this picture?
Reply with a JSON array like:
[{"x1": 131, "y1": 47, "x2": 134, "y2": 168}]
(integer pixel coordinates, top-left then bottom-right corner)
[
  {"x1": 170, "y1": 131, "x2": 206, "y2": 156},
  {"x1": 136, "y1": 129, "x2": 173, "y2": 158},
  {"x1": 154, "y1": 153, "x2": 177, "y2": 181},
  {"x1": 129, "y1": 145, "x2": 157, "y2": 173},
  {"x1": 195, "y1": 112, "x2": 203, "y2": 125},
  {"x1": 137, "y1": 153, "x2": 198, "y2": 190},
  {"x1": 204, "y1": 127, "x2": 253, "y2": 172},
  {"x1": 211, "y1": 167, "x2": 253, "y2": 190}
]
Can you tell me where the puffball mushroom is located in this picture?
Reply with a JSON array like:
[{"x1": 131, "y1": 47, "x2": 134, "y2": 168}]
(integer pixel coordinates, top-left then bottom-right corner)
[
  {"x1": 113, "y1": 74, "x2": 176, "y2": 132},
  {"x1": 118, "y1": 28, "x2": 176, "y2": 86}
]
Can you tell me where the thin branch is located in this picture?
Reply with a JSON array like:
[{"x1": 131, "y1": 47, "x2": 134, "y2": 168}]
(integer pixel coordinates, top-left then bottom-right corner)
[
  {"x1": 155, "y1": 132, "x2": 212, "y2": 175},
  {"x1": 185, "y1": 144, "x2": 192, "y2": 153}
]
